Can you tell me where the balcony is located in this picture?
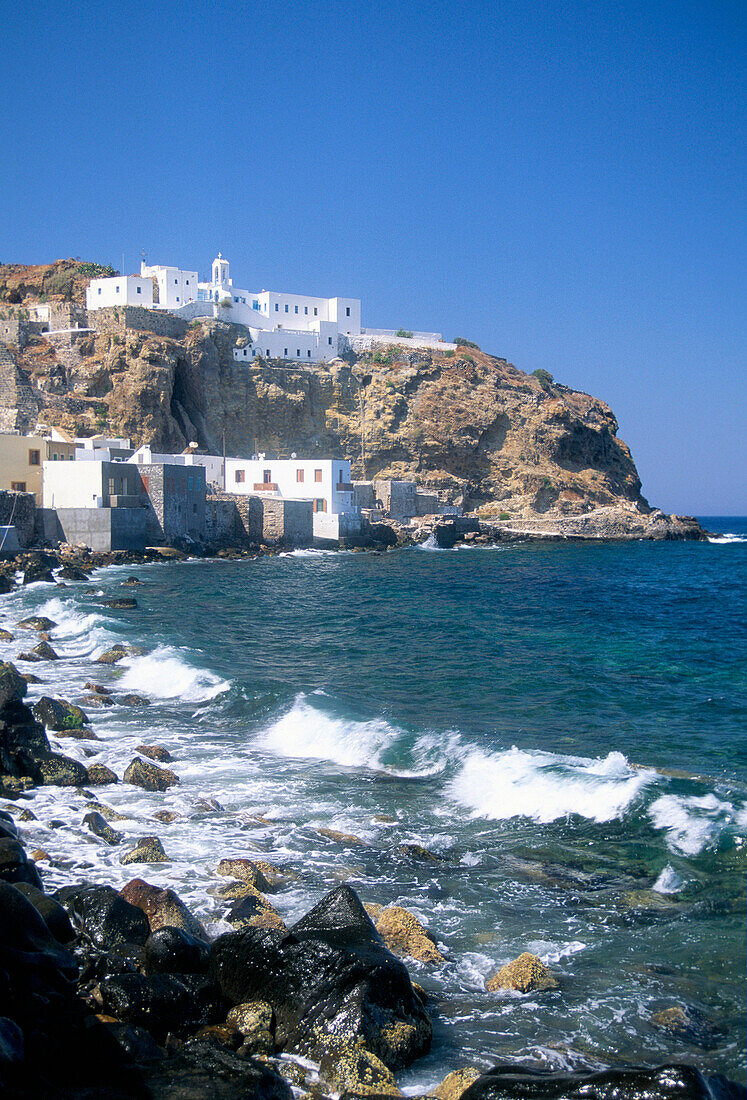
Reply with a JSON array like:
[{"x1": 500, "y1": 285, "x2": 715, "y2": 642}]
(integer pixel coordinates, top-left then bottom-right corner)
[{"x1": 254, "y1": 482, "x2": 278, "y2": 492}]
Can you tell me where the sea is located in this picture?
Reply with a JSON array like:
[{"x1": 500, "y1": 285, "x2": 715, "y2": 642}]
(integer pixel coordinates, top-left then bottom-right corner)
[{"x1": 2, "y1": 516, "x2": 745, "y2": 1088}]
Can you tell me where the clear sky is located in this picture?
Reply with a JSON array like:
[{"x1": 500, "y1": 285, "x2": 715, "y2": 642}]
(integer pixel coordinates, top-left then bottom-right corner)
[{"x1": 2, "y1": 0, "x2": 744, "y2": 514}]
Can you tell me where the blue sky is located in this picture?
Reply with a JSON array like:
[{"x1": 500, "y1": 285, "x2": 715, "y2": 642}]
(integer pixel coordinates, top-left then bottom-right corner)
[{"x1": 2, "y1": 0, "x2": 744, "y2": 513}]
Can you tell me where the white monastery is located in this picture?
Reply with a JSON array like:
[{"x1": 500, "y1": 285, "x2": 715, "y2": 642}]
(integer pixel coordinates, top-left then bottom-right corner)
[{"x1": 85, "y1": 253, "x2": 450, "y2": 363}]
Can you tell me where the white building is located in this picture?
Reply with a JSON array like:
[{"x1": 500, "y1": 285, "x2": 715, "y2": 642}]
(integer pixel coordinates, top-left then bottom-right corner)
[
  {"x1": 140, "y1": 264, "x2": 199, "y2": 310},
  {"x1": 129, "y1": 444, "x2": 225, "y2": 490},
  {"x1": 86, "y1": 276, "x2": 153, "y2": 310}
]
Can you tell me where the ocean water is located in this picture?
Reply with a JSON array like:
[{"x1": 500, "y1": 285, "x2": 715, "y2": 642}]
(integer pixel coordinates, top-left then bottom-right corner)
[{"x1": 1, "y1": 516, "x2": 745, "y2": 1087}]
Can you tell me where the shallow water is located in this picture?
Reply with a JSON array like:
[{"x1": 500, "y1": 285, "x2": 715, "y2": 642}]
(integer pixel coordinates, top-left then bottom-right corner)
[{"x1": 2, "y1": 516, "x2": 745, "y2": 1087}]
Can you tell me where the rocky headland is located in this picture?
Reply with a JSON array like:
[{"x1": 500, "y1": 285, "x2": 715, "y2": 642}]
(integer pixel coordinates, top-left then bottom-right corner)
[{"x1": 0, "y1": 259, "x2": 706, "y2": 542}]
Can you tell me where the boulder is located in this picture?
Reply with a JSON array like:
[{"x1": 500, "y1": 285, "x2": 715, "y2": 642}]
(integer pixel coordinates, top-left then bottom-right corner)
[
  {"x1": 31, "y1": 641, "x2": 60, "y2": 661},
  {"x1": 0, "y1": 575, "x2": 13, "y2": 594},
  {"x1": 485, "y1": 952, "x2": 558, "y2": 993},
  {"x1": 98, "y1": 971, "x2": 223, "y2": 1041},
  {"x1": 373, "y1": 906, "x2": 445, "y2": 964},
  {"x1": 210, "y1": 884, "x2": 432, "y2": 1070},
  {"x1": 0, "y1": 837, "x2": 43, "y2": 887},
  {"x1": 83, "y1": 810, "x2": 123, "y2": 845},
  {"x1": 318, "y1": 1037, "x2": 402, "y2": 1096},
  {"x1": 81, "y1": 692, "x2": 116, "y2": 708},
  {"x1": 85, "y1": 800, "x2": 128, "y2": 821},
  {"x1": 17, "y1": 616, "x2": 58, "y2": 632},
  {"x1": 57, "y1": 564, "x2": 90, "y2": 581},
  {"x1": 121, "y1": 576, "x2": 143, "y2": 585},
  {"x1": 20, "y1": 672, "x2": 42, "y2": 684},
  {"x1": 136, "y1": 743, "x2": 172, "y2": 762},
  {"x1": 55, "y1": 883, "x2": 150, "y2": 948},
  {"x1": 459, "y1": 1064, "x2": 745, "y2": 1100},
  {"x1": 95, "y1": 643, "x2": 142, "y2": 665},
  {"x1": 651, "y1": 1004, "x2": 724, "y2": 1049},
  {"x1": 317, "y1": 826, "x2": 367, "y2": 846},
  {"x1": 85, "y1": 682, "x2": 112, "y2": 695},
  {"x1": 124, "y1": 756, "x2": 179, "y2": 791},
  {"x1": 152, "y1": 810, "x2": 180, "y2": 824},
  {"x1": 0, "y1": 694, "x2": 49, "y2": 781},
  {"x1": 432, "y1": 1067, "x2": 482, "y2": 1100},
  {"x1": 32, "y1": 695, "x2": 89, "y2": 731},
  {"x1": 86, "y1": 762, "x2": 119, "y2": 786},
  {"x1": 0, "y1": 628, "x2": 13, "y2": 641},
  {"x1": 0, "y1": 662, "x2": 27, "y2": 708},
  {"x1": 143, "y1": 927, "x2": 211, "y2": 976},
  {"x1": 103, "y1": 597, "x2": 138, "y2": 609},
  {"x1": 12, "y1": 881, "x2": 74, "y2": 943},
  {"x1": 119, "y1": 693, "x2": 150, "y2": 706},
  {"x1": 394, "y1": 843, "x2": 444, "y2": 863},
  {"x1": 217, "y1": 857, "x2": 273, "y2": 892},
  {"x1": 38, "y1": 752, "x2": 89, "y2": 787},
  {"x1": 120, "y1": 878, "x2": 207, "y2": 940},
  {"x1": 141, "y1": 1041, "x2": 292, "y2": 1099},
  {"x1": 22, "y1": 565, "x2": 55, "y2": 585},
  {"x1": 225, "y1": 1001, "x2": 275, "y2": 1055},
  {"x1": 225, "y1": 888, "x2": 286, "y2": 933},
  {"x1": 121, "y1": 836, "x2": 171, "y2": 865}
]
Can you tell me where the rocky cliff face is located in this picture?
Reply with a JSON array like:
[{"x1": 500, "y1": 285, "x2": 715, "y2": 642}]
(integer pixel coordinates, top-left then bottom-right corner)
[{"x1": 9, "y1": 316, "x2": 649, "y2": 520}]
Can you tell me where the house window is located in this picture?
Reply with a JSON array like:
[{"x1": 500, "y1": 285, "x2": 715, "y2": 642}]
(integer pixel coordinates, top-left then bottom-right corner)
[
  {"x1": 176, "y1": 296, "x2": 180, "y2": 302},
  {"x1": 307, "y1": 350, "x2": 311, "y2": 357},
  {"x1": 285, "y1": 304, "x2": 289, "y2": 313},
  {"x1": 235, "y1": 469, "x2": 245, "y2": 483},
  {"x1": 314, "y1": 469, "x2": 322, "y2": 482},
  {"x1": 263, "y1": 469, "x2": 272, "y2": 484},
  {"x1": 137, "y1": 286, "x2": 142, "y2": 294},
  {"x1": 253, "y1": 300, "x2": 260, "y2": 310},
  {"x1": 98, "y1": 287, "x2": 102, "y2": 295},
  {"x1": 304, "y1": 306, "x2": 308, "y2": 315},
  {"x1": 266, "y1": 349, "x2": 270, "y2": 356},
  {"x1": 296, "y1": 469, "x2": 304, "y2": 482},
  {"x1": 313, "y1": 498, "x2": 326, "y2": 513},
  {"x1": 284, "y1": 348, "x2": 288, "y2": 357},
  {"x1": 108, "y1": 478, "x2": 116, "y2": 495},
  {"x1": 328, "y1": 336, "x2": 333, "y2": 345},
  {"x1": 115, "y1": 286, "x2": 120, "y2": 293},
  {"x1": 314, "y1": 307, "x2": 318, "y2": 316},
  {"x1": 187, "y1": 476, "x2": 193, "y2": 491},
  {"x1": 275, "y1": 303, "x2": 278, "y2": 311},
  {"x1": 175, "y1": 279, "x2": 178, "y2": 284},
  {"x1": 296, "y1": 348, "x2": 300, "y2": 357},
  {"x1": 234, "y1": 297, "x2": 239, "y2": 303},
  {"x1": 28, "y1": 449, "x2": 40, "y2": 465},
  {"x1": 11, "y1": 482, "x2": 25, "y2": 492},
  {"x1": 52, "y1": 453, "x2": 58, "y2": 461},
  {"x1": 294, "y1": 305, "x2": 298, "y2": 314},
  {"x1": 346, "y1": 307, "x2": 351, "y2": 317},
  {"x1": 186, "y1": 279, "x2": 190, "y2": 285}
]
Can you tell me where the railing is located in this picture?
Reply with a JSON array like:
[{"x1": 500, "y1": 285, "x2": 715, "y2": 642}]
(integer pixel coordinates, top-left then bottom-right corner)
[{"x1": 254, "y1": 483, "x2": 278, "y2": 491}]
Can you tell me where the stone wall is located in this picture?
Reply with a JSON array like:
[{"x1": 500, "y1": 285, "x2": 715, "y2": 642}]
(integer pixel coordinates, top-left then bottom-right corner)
[
  {"x1": 0, "y1": 490, "x2": 36, "y2": 546},
  {"x1": 137, "y1": 463, "x2": 206, "y2": 543},
  {"x1": 262, "y1": 497, "x2": 313, "y2": 546},
  {"x1": 0, "y1": 319, "x2": 23, "y2": 348},
  {"x1": 89, "y1": 306, "x2": 188, "y2": 340},
  {"x1": 205, "y1": 496, "x2": 244, "y2": 544}
]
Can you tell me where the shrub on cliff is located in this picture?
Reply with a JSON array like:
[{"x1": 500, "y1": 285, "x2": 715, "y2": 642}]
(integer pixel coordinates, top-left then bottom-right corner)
[
  {"x1": 532, "y1": 368, "x2": 554, "y2": 389},
  {"x1": 454, "y1": 337, "x2": 480, "y2": 349}
]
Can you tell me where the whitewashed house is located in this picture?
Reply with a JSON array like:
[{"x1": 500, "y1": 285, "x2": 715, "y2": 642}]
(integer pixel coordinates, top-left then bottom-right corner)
[
  {"x1": 140, "y1": 263, "x2": 199, "y2": 310},
  {"x1": 129, "y1": 444, "x2": 225, "y2": 491},
  {"x1": 86, "y1": 276, "x2": 153, "y2": 310},
  {"x1": 224, "y1": 455, "x2": 360, "y2": 542}
]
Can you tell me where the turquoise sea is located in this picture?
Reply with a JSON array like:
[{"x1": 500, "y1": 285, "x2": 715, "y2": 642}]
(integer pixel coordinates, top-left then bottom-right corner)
[{"x1": 2, "y1": 517, "x2": 745, "y2": 1087}]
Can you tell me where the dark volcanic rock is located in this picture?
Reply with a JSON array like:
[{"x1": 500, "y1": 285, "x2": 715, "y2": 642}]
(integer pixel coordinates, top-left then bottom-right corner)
[
  {"x1": 0, "y1": 662, "x2": 27, "y2": 708},
  {"x1": 84, "y1": 810, "x2": 123, "y2": 845},
  {"x1": 136, "y1": 743, "x2": 173, "y2": 762},
  {"x1": 31, "y1": 640, "x2": 60, "y2": 661},
  {"x1": 124, "y1": 756, "x2": 179, "y2": 791},
  {"x1": 460, "y1": 1063, "x2": 745, "y2": 1100},
  {"x1": 120, "y1": 836, "x2": 171, "y2": 864},
  {"x1": 142, "y1": 1040, "x2": 292, "y2": 1100},
  {"x1": 0, "y1": 837, "x2": 43, "y2": 887},
  {"x1": 0, "y1": 882, "x2": 143, "y2": 1096},
  {"x1": 210, "y1": 884, "x2": 432, "y2": 1070},
  {"x1": 58, "y1": 564, "x2": 90, "y2": 581},
  {"x1": 143, "y1": 927, "x2": 211, "y2": 976},
  {"x1": 86, "y1": 762, "x2": 119, "y2": 785},
  {"x1": 56, "y1": 883, "x2": 150, "y2": 949},
  {"x1": 12, "y1": 881, "x2": 74, "y2": 942},
  {"x1": 38, "y1": 751, "x2": 89, "y2": 786},
  {"x1": 99, "y1": 971, "x2": 223, "y2": 1041},
  {"x1": 103, "y1": 597, "x2": 139, "y2": 609},
  {"x1": 651, "y1": 1003, "x2": 725, "y2": 1049},
  {"x1": 32, "y1": 695, "x2": 89, "y2": 731}
]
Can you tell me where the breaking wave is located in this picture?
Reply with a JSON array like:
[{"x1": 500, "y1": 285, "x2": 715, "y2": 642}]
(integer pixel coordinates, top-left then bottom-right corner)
[
  {"x1": 446, "y1": 746, "x2": 654, "y2": 824},
  {"x1": 647, "y1": 792, "x2": 740, "y2": 855},
  {"x1": 117, "y1": 646, "x2": 230, "y2": 703}
]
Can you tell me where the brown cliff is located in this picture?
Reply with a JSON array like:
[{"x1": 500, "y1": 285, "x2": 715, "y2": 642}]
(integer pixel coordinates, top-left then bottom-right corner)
[{"x1": 0, "y1": 268, "x2": 700, "y2": 537}]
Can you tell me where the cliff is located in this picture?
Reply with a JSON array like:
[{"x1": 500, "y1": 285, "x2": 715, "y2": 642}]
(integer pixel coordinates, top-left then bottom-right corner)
[{"x1": 0, "y1": 267, "x2": 699, "y2": 536}]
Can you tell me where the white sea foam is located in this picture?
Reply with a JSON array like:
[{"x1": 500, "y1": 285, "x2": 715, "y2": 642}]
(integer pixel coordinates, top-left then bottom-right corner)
[
  {"x1": 446, "y1": 746, "x2": 653, "y2": 824},
  {"x1": 259, "y1": 695, "x2": 450, "y2": 776},
  {"x1": 652, "y1": 863, "x2": 686, "y2": 894},
  {"x1": 648, "y1": 792, "x2": 736, "y2": 855},
  {"x1": 707, "y1": 534, "x2": 747, "y2": 543},
  {"x1": 118, "y1": 646, "x2": 230, "y2": 703}
]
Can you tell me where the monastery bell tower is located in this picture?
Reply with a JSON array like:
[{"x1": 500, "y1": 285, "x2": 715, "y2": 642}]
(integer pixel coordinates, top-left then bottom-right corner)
[{"x1": 212, "y1": 253, "x2": 230, "y2": 287}]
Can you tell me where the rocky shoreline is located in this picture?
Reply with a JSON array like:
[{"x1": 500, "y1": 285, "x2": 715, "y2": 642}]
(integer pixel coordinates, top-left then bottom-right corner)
[{"x1": 0, "y1": 561, "x2": 742, "y2": 1099}]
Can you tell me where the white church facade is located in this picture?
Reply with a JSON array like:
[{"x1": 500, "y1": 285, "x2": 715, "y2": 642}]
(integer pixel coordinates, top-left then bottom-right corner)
[{"x1": 85, "y1": 252, "x2": 447, "y2": 363}]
